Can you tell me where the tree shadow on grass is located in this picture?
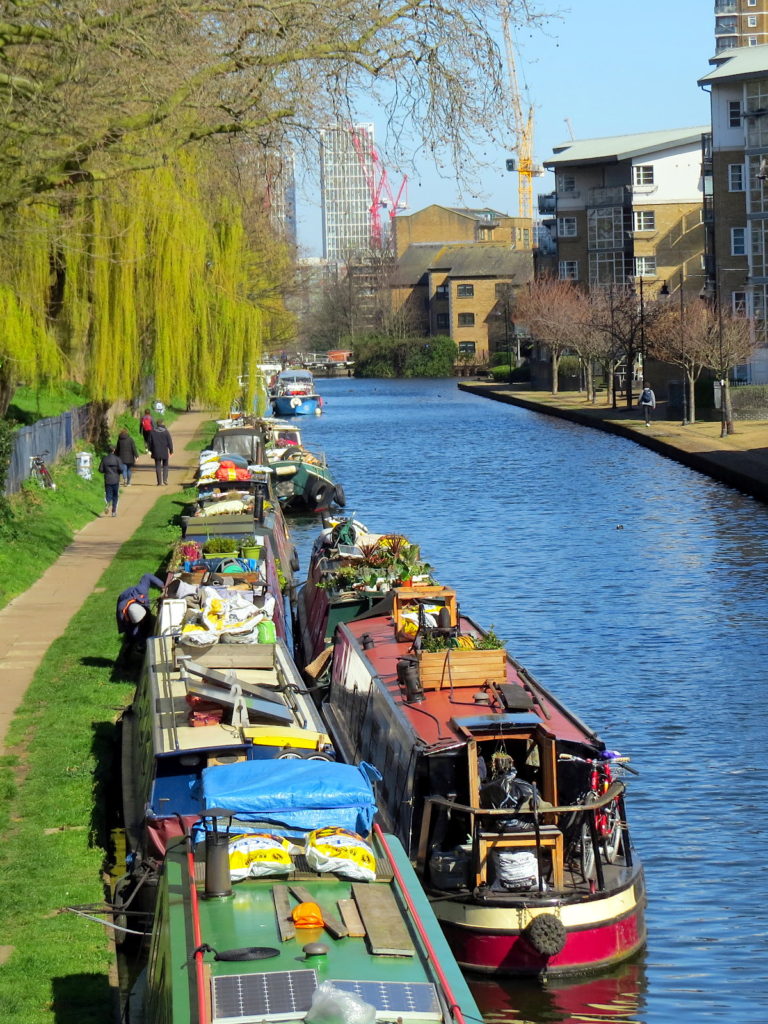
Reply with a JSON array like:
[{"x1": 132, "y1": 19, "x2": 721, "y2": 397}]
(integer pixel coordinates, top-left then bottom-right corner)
[{"x1": 52, "y1": 972, "x2": 116, "y2": 1024}]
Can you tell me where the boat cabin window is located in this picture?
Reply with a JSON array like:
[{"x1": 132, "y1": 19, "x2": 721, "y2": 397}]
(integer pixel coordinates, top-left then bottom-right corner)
[{"x1": 470, "y1": 729, "x2": 558, "y2": 808}]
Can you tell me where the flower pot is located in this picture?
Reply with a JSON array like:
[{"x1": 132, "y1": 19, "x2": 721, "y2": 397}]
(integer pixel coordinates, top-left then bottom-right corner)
[{"x1": 241, "y1": 545, "x2": 262, "y2": 561}]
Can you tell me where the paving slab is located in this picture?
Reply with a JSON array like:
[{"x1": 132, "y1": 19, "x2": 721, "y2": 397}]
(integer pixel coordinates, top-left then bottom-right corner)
[{"x1": 0, "y1": 409, "x2": 212, "y2": 755}]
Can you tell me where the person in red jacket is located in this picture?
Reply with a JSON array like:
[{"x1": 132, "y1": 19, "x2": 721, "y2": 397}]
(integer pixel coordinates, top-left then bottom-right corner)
[{"x1": 140, "y1": 408, "x2": 155, "y2": 451}]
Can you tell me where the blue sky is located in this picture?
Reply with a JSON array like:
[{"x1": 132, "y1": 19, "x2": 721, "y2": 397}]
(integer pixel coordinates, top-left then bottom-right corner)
[{"x1": 296, "y1": 1, "x2": 714, "y2": 255}]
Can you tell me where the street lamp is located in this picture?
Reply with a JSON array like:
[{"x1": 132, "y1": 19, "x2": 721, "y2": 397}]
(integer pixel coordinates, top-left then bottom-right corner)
[{"x1": 659, "y1": 274, "x2": 688, "y2": 425}]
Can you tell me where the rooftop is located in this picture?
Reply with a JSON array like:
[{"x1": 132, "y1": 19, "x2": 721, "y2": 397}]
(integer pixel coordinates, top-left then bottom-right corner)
[
  {"x1": 699, "y1": 44, "x2": 768, "y2": 84},
  {"x1": 545, "y1": 126, "x2": 710, "y2": 168}
]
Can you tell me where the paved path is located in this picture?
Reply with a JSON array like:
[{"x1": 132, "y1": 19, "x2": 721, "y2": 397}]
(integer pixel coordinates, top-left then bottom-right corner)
[{"x1": 0, "y1": 409, "x2": 211, "y2": 754}]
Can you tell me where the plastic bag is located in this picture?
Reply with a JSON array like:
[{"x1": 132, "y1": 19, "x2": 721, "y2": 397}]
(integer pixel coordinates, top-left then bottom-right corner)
[
  {"x1": 228, "y1": 832, "x2": 298, "y2": 880},
  {"x1": 305, "y1": 982, "x2": 376, "y2": 1024},
  {"x1": 305, "y1": 827, "x2": 376, "y2": 882}
]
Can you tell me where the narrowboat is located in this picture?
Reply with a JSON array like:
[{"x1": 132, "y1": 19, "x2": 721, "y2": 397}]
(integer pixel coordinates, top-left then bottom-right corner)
[
  {"x1": 311, "y1": 571, "x2": 645, "y2": 977},
  {"x1": 129, "y1": 759, "x2": 482, "y2": 1024}
]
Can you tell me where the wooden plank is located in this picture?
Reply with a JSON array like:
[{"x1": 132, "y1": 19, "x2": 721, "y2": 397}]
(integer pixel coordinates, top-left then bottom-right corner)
[
  {"x1": 352, "y1": 883, "x2": 415, "y2": 957},
  {"x1": 338, "y1": 898, "x2": 366, "y2": 938},
  {"x1": 288, "y1": 884, "x2": 348, "y2": 939},
  {"x1": 272, "y1": 886, "x2": 296, "y2": 941}
]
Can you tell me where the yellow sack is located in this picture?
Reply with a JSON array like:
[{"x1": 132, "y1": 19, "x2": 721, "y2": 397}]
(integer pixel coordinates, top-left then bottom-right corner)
[
  {"x1": 305, "y1": 827, "x2": 376, "y2": 882},
  {"x1": 228, "y1": 832, "x2": 297, "y2": 881}
]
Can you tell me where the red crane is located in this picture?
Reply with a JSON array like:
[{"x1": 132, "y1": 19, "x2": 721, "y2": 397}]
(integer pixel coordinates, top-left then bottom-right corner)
[{"x1": 349, "y1": 126, "x2": 408, "y2": 251}]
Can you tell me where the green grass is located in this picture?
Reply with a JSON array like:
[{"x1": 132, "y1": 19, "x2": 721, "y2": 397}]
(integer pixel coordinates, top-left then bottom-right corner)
[
  {"x1": 0, "y1": 453, "x2": 105, "y2": 609},
  {"x1": 0, "y1": 488, "x2": 195, "y2": 1023},
  {"x1": 6, "y1": 384, "x2": 90, "y2": 425}
]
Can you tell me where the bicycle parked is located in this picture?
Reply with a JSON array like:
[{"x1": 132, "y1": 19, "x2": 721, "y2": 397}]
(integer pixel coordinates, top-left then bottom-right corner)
[
  {"x1": 559, "y1": 751, "x2": 637, "y2": 881},
  {"x1": 29, "y1": 451, "x2": 56, "y2": 490}
]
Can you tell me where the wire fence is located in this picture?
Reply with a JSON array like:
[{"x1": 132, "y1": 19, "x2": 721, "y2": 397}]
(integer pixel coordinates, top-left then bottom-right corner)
[{"x1": 5, "y1": 405, "x2": 93, "y2": 494}]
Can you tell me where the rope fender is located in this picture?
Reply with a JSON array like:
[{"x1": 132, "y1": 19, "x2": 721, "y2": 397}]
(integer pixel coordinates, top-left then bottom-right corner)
[{"x1": 524, "y1": 914, "x2": 567, "y2": 957}]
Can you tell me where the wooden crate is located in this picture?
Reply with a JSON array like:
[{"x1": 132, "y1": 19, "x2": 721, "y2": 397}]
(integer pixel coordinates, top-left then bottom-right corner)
[
  {"x1": 393, "y1": 585, "x2": 458, "y2": 640},
  {"x1": 417, "y1": 647, "x2": 507, "y2": 690}
]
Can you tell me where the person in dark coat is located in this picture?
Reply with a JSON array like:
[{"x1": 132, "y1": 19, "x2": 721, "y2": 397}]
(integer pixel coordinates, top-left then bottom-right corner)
[
  {"x1": 148, "y1": 419, "x2": 174, "y2": 486},
  {"x1": 116, "y1": 573, "x2": 164, "y2": 647},
  {"x1": 140, "y1": 408, "x2": 155, "y2": 451},
  {"x1": 98, "y1": 449, "x2": 122, "y2": 516},
  {"x1": 115, "y1": 429, "x2": 139, "y2": 485}
]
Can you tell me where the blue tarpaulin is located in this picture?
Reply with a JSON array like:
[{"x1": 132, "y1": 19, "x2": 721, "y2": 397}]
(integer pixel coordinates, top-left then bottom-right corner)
[{"x1": 196, "y1": 759, "x2": 380, "y2": 836}]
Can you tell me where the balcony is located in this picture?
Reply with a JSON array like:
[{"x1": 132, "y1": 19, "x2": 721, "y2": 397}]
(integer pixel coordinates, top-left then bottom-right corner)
[
  {"x1": 715, "y1": 0, "x2": 736, "y2": 11},
  {"x1": 538, "y1": 192, "x2": 556, "y2": 215},
  {"x1": 587, "y1": 185, "x2": 631, "y2": 207}
]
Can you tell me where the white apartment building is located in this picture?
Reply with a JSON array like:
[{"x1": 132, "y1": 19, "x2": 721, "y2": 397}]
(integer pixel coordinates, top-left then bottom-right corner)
[{"x1": 319, "y1": 124, "x2": 375, "y2": 262}]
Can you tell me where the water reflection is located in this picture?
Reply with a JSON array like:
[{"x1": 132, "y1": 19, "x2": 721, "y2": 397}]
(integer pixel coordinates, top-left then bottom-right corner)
[{"x1": 471, "y1": 959, "x2": 646, "y2": 1024}]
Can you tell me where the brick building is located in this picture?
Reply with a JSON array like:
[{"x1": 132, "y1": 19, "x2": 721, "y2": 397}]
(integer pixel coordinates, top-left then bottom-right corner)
[{"x1": 716, "y1": 1, "x2": 768, "y2": 54}]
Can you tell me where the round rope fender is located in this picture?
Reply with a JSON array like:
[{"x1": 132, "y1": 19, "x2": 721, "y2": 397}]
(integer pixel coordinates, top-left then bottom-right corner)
[{"x1": 524, "y1": 913, "x2": 567, "y2": 957}]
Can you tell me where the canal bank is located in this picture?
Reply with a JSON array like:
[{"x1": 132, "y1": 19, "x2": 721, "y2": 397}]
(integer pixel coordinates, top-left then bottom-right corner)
[{"x1": 458, "y1": 381, "x2": 768, "y2": 504}]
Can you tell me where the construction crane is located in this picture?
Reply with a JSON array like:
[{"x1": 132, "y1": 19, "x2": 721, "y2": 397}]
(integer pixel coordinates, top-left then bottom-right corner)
[
  {"x1": 501, "y1": 6, "x2": 535, "y2": 230},
  {"x1": 349, "y1": 126, "x2": 408, "y2": 252}
]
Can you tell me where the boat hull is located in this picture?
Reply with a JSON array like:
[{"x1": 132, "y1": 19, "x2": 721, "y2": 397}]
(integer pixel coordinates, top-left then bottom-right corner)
[
  {"x1": 272, "y1": 395, "x2": 320, "y2": 416},
  {"x1": 434, "y1": 874, "x2": 646, "y2": 975}
]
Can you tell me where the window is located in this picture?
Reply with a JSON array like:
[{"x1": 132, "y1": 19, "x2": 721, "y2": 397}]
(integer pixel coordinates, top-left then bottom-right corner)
[
  {"x1": 457, "y1": 312, "x2": 475, "y2": 326},
  {"x1": 632, "y1": 210, "x2": 656, "y2": 231},
  {"x1": 748, "y1": 0, "x2": 758, "y2": 6},
  {"x1": 557, "y1": 216, "x2": 577, "y2": 237},
  {"x1": 557, "y1": 173, "x2": 576, "y2": 193},
  {"x1": 731, "y1": 226, "x2": 747, "y2": 255},
  {"x1": 633, "y1": 165, "x2": 654, "y2": 186},
  {"x1": 456, "y1": 284, "x2": 474, "y2": 297},
  {"x1": 634, "y1": 256, "x2": 656, "y2": 277},
  {"x1": 749, "y1": 37, "x2": 758, "y2": 46},
  {"x1": 458, "y1": 342, "x2": 476, "y2": 356},
  {"x1": 588, "y1": 206, "x2": 625, "y2": 249},
  {"x1": 729, "y1": 100, "x2": 742, "y2": 128},
  {"x1": 732, "y1": 291, "x2": 748, "y2": 315},
  {"x1": 435, "y1": 283, "x2": 449, "y2": 299},
  {"x1": 728, "y1": 163, "x2": 745, "y2": 191},
  {"x1": 435, "y1": 313, "x2": 449, "y2": 330},
  {"x1": 748, "y1": 15, "x2": 758, "y2": 27},
  {"x1": 558, "y1": 260, "x2": 579, "y2": 280}
]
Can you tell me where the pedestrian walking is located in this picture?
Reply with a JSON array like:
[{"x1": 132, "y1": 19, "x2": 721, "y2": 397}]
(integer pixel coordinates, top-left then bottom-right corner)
[
  {"x1": 115, "y1": 428, "x2": 139, "y2": 485},
  {"x1": 148, "y1": 419, "x2": 174, "y2": 486},
  {"x1": 140, "y1": 408, "x2": 155, "y2": 451},
  {"x1": 638, "y1": 382, "x2": 656, "y2": 426},
  {"x1": 98, "y1": 448, "x2": 122, "y2": 516}
]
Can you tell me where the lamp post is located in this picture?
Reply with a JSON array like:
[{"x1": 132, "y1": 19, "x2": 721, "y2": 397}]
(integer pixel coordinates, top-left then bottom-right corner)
[
  {"x1": 660, "y1": 274, "x2": 688, "y2": 425},
  {"x1": 639, "y1": 275, "x2": 646, "y2": 386}
]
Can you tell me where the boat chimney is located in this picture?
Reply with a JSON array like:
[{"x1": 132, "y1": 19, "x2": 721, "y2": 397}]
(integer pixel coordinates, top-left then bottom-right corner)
[
  {"x1": 397, "y1": 656, "x2": 423, "y2": 703},
  {"x1": 204, "y1": 815, "x2": 233, "y2": 899},
  {"x1": 361, "y1": 633, "x2": 375, "y2": 650}
]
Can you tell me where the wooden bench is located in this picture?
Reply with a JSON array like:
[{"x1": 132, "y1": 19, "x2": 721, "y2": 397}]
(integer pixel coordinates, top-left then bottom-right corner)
[{"x1": 476, "y1": 824, "x2": 564, "y2": 890}]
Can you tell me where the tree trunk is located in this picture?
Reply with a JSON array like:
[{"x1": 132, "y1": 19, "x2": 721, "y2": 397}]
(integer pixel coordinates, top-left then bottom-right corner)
[
  {"x1": 585, "y1": 360, "x2": 595, "y2": 403},
  {"x1": 686, "y1": 369, "x2": 696, "y2": 424},
  {"x1": 551, "y1": 351, "x2": 560, "y2": 395},
  {"x1": 721, "y1": 379, "x2": 735, "y2": 435}
]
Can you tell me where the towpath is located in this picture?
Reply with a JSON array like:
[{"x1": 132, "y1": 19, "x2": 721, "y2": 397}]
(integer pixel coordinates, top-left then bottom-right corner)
[
  {"x1": 0, "y1": 409, "x2": 211, "y2": 755},
  {"x1": 458, "y1": 381, "x2": 768, "y2": 504}
]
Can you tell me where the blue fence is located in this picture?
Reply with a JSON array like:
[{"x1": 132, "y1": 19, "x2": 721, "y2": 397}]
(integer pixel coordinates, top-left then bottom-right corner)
[{"x1": 5, "y1": 405, "x2": 93, "y2": 494}]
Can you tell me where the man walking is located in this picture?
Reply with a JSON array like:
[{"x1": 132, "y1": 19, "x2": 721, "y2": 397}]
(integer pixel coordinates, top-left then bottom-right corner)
[
  {"x1": 148, "y1": 419, "x2": 174, "y2": 486},
  {"x1": 98, "y1": 447, "x2": 122, "y2": 516},
  {"x1": 638, "y1": 382, "x2": 656, "y2": 427}
]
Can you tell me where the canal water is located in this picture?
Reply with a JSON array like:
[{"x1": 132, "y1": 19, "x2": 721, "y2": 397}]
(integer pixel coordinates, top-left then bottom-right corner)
[{"x1": 288, "y1": 377, "x2": 768, "y2": 1024}]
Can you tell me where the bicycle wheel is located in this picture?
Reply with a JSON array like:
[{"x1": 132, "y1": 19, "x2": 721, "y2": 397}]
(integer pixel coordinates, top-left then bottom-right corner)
[
  {"x1": 601, "y1": 801, "x2": 623, "y2": 863},
  {"x1": 39, "y1": 465, "x2": 56, "y2": 490}
]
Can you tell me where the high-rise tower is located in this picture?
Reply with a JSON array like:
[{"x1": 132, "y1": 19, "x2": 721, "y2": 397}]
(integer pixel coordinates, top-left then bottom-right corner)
[
  {"x1": 319, "y1": 124, "x2": 375, "y2": 261},
  {"x1": 715, "y1": 1, "x2": 768, "y2": 53}
]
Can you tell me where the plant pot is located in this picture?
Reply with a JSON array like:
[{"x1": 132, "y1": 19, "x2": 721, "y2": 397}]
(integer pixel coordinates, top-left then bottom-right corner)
[{"x1": 241, "y1": 545, "x2": 262, "y2": 560}]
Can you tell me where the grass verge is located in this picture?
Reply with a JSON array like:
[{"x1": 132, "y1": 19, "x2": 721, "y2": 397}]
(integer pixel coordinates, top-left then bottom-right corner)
[{"x1": 0, "y1": 486, "x2": 196, "y2": 1024}]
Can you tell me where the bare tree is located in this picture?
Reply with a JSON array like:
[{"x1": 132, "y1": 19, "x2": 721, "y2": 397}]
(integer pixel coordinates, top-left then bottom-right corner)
[{"x1": 515, "y1": 276, "x2": 584, "y2": 394}]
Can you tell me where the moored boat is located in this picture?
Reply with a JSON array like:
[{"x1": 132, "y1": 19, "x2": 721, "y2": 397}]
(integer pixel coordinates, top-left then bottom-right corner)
[
  {"x1": 271, "y1": 369, "x2": 323, "y2": 417},
  {"x1": 130, "y1": 759, "x2": 482, "y2": 1024},
  {"x1": 312, "y1": 572, "x2": 645, "y2": 977}
]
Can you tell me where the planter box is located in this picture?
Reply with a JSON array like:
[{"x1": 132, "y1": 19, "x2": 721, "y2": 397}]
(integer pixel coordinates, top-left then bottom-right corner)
[
  {"x1": 393, "y1": 585, "x2": 457, "y2": 641},
  {"x1": 417, "y1": 647, "x2": 507, "y2": 690}
]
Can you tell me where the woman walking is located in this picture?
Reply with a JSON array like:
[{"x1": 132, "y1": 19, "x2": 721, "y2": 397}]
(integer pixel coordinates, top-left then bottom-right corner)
[
  {"x1": 115, "y1": 428, "x2": 139, "y2": 485},
  {"x1": 99, "y1": 448, "x2": 122, "y2": 516}
]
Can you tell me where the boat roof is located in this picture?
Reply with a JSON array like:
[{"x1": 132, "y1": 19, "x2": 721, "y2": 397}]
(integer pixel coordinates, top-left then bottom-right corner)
[
  {"x1": 278, "y1": 369, "x2": 314, "y2": 380},
  {"x1": 339, "y1": 614, "x2": 598, "y2": 748}
]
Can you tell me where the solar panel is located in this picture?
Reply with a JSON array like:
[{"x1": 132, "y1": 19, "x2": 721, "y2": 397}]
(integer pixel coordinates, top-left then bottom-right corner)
[
  {"x1": 330, "y1": 980, "x2": 442, "y2": 1021},
  {"x1": 211, "y1": 969, "x2": 318, "y2": 1022}
]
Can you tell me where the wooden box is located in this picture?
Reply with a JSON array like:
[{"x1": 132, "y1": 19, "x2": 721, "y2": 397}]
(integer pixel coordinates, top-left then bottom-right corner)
[
  {"x1": 417, "y1": 647, "x2": 507, "y2": 691},
  {"x1": 393, "y1": 585, "x2": 458, "y2": 641}
]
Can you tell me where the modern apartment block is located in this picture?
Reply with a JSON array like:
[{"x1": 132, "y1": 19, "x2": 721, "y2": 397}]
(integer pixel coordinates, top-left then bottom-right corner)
[
  {"x1": 542, "y1": 127, "x2": 708, "y2": 302},
  {"x1": 699, "y1": 45, "x2": 768, "y2": 381},
  {"x1": 715, "y1": 1, "x2": 768, "y2": 54},
  {"x1": 319, "y1": 124, "x2": 375, "y2": 261}
]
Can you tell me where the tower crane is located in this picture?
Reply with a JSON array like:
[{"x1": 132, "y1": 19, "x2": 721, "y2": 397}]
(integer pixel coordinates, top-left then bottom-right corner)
[
  {"x1": 501, "y1": 6, "x2": 535, "y2": 234},
  {"x1": 349, "y1": 126, "x2": 408, "y2": 252}
]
